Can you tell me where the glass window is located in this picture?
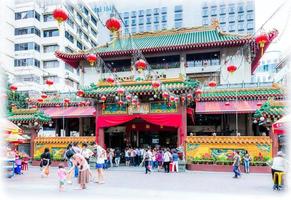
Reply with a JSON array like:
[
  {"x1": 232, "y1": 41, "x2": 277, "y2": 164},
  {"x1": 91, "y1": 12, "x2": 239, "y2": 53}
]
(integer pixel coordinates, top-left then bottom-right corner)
[
  {"x1": 91, "y1": 28, "x2": 97, "y2": 36},
  {"x1": 91, "y1": 15, "x2": 97, "y2": 26},
  {"x1": 44, "y1": 14, "x2": 54, "y2": 22},
  {"x1": 43, "y1": 60, "x2": 59, "y2": 68},
  {"x1": 153, "y1": 8, "x2": 159, "y2": 15},
  {"x1": 228, "y1": 15, "x2": 235, "y2": 22},
  {"x1": 238, "y1": 13, "x2": 244, "y2": 21},
  {"x1": 228, "y1": 4, "x2": 235, "y2": 13},
  {"x1": 186, "y1": 52, "x2": 220, "y2": 67},
  {"x1": 175, "y1": 13, "x2": 182, "y2": 21},
  {"x1": 161, "y1": 7, "x2": 167, "y2": 14},
  {"x1": 146, "y1": 9, "x2": 152, "y2": 16},
  {"x1": 237, "y1": 3, "x2": 244, "y2": 13},
  {"x1": 124, "y1": 19, "x2": 129, "y2": 26},
  {"x1": 154, "y1": 16, "x2": 159, "y2": 23},
  {"x1": 65, "y1": 47, "x2": 74, "y2": 53},
  {"x1": 139, "y1": 25, "x2": 144, "y2": 32},
  {"x1": 77, "y1": 41, "x2": 83, "y2": 50},
  {"x1": 138, "y1": 10, "x2": 144, "y2": 16},
  {"x1": 161, "y1": 23, "x2": 167, "y2": 30},
  {"x1": 146, "y1": 17, "x2": 151, "y2": 24},
  {"x1": 132, "y1": 19, "x2": 136, "y2": 26},
  {"x1": 131, "y1": 26, "x2": 136, "y2": 33},
  {"x1": 66, "y1": 18, "x2": 74, "y2": 28},
  {"x1": 84, "y1": 33, "x2": 89, "y2": 42},
  {"x1": 83, "y1": 21, "x2": 89, "y2": 29},
  {"x1": 246, "y1": 1, "x2": 253, "y2": 11},
  {"x1": 210, "y1": 8, "x2": 217, "y2": 16},
  {"x1": 220, "y1": 5, "x2": 226, "y2": 15},
  {"x1": 247, "y1": 22, "x2": 253, "y2": 29},
  {"x1": 15, "y1": 10, "x2": 40, "y2": 21},
  {"x1": 15, "y1": 26, "x2": 40, "y2": 37},
  {"x1": 43, "y1": 44, "x2": 59, "y2": 53},
  {"x1": 247, "y1": 13, "x2": 253, "y2": 20},
  {"x1": 139, "y1": 17, "x2": 144, "y2": 25},
  {"x1": 131, "y1": 11, "x2": 137, "y2": 18},
  {"x1": 77, "y1": 13, "x2": 82, "y2": 22},
  {"x1": 43, "y1": 29, "x2": 59, "y2": 37},
  {"x1": 202, "y1": 9, "x2": 208, "y2": 17},
  {"x1": 174, "y1": 5, "x2": 183, "y2": 12},
  {"x1": 161, "y1": 15, "x2": 167, "y2": 22},
  {"x1": 219, "y1": 16, "x2": 225, "y2": 23},
  {"x1": 146, "y1": 25, "x2": 151, "y2": 32},
  {"x1": 229, "y1": 23, "x2": 235, "y2": 31},
  {"x1": 83, "y1": 7, "x2": 89, "y2": 15},
  {"x1": 15, "y1": 42, "x2": 40, "y2": 52},
  {"x1": 123, "y1": 12, "x2": 129, "y2": 18},
  {"x1": 14, "y1": 58, "x2": 40, "y2": 67},
  {"x1": 154, "y1": 24, "x2": 159, "y2": 31},
  {"x1": 202, "y1": 18, "x2": 208, "y2": 26},
  {"x1": 65, "y1": 31, "x2": 74, "y2": 43},
  {"x1": 175, "y1": 21, "x2": 182, "y2": 28},
  {"x1": 237, "y1": 23, "x2": 244, "y2": 30},
  {"x1": 90, "y1": 40, "x2": 97, "y2": 47}
]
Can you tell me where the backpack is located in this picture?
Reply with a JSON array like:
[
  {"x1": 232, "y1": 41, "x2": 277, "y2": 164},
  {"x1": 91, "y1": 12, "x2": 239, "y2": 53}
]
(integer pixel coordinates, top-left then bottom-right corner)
[{"x1": 65, "y1": 149, "x2": 75, "y2": 160}]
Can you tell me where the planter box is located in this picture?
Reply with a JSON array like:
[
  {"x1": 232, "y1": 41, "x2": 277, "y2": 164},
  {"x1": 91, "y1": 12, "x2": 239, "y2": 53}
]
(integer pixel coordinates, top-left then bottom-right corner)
[{"x1": 186, "y1": 164, "x2": 271, "y2": 173}]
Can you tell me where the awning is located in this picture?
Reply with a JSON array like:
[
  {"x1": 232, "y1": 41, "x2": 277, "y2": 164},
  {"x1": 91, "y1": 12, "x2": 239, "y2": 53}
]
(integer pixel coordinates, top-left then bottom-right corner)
[
  {"x1": 196, "y1": 101, "x2": 261, "y2": 114},
  {"x1": 41, "y1": 106, "x2": 96, "y2": 118}
]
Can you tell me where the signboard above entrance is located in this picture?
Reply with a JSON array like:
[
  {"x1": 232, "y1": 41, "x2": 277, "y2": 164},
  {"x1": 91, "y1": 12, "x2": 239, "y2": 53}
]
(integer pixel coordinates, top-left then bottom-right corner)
[{"x1": 128, "y1": 103, "x2": 150, "y2": 115}]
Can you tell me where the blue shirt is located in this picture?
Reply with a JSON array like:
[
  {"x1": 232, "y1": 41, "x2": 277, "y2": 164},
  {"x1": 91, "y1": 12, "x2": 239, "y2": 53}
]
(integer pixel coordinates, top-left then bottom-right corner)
[{"x1": 172, "y1": 153, "x2": 179, "y2": 161}]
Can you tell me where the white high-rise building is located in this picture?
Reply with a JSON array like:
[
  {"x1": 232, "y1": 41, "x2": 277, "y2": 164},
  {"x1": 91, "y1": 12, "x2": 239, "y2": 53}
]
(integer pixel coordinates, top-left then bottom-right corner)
[
  {"x1": 90, "y1": 0, "x2": 255, "y2": 43},
  {"x1": 11, "y1": 0, "x2": 99, "y2": 94}
]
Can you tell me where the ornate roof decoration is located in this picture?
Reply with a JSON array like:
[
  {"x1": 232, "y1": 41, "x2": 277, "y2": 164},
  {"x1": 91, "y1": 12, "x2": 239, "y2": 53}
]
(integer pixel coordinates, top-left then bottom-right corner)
[
  {"x1": 200, "y1": 84, "x2": 284, "y2": 102},
  {"x1": 8, "y1": 108, "x2": 51, "y2": 124},
  {"x1": 81, "y1": 77, "x2": 199, "y2": 98},
  {"x1": 186, "y1": 136, "x2": 272, "y2": 145},
  {"x1": 34, "y1": 136, "x2": 95, "y2": 144},
  {"x1": 55, "y1": 23, "x2": 278, "y2": 73},
  {"x1": 253, "y1": 98, "x2": 286, "y2": 121}
]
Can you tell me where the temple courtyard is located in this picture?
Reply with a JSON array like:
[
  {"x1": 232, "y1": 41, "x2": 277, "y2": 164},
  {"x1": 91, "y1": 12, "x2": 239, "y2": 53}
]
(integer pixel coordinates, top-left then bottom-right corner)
[{"x1": 4, "y1": 166, "x2": 286, "y2": 200}]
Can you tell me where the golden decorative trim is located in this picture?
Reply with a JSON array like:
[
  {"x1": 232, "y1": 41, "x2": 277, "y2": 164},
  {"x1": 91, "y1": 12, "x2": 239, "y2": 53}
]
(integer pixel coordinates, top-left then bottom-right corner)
[
  {"x1": 269, "y1": 98, "x2": 287, "y2": 107},
  {"x1": 97, "y1": 77, "x2": 185, "y2": 87},
  {"x1": 12, "y1": 108, "x2": 38, "y2": 114},
  {"x1": 186, "y1": 136, "x2": 272, "y2": 145},
  {"x1": 34, "y1": 136, "x2": 95, "y2": 144}
]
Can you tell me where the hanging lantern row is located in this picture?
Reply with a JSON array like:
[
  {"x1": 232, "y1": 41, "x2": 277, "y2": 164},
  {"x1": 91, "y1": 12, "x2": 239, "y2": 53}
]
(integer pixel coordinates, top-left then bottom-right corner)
[
  {"x1": 227, "y1": 65, "x2": 237, "y2": 74},
  {"x1": 255, "y1": 33, "x2": 269, "y2": 56},
  {"x1": 77, "y1": 89, "x2": 85, "y2": 97},
  {"x1": 37, "y1": 98, "x2": 44, "y2": 103},
  {"x1": 106, "y1": 17, "x2": 121, "y2": 32},
  {"x1": 126, "y1": 94, "x2": 132, "y2": 101},
  {"x1": 116, "y1": 88, "x2": 125, "y2": 96},
  {"x1": 162, "y1": 91, "x2": 169, "y2": 100},
  {"x1": 64, "y1": 98, "x2": 70, "y2": 104},
  {"x1": 45, "y1": 79, "x2": 54, "y2": 86},
  {"x1": 106, "y1": 76, "x2": 115, "y2": 84},
  {"x1": 151, "y1": 80, "x2": 160, "y2": 90},
  {"x1": 86, "y1": 54, "x2": 97, "y2": 66},
  {"x1": 53, "y1": 8, "x2": 69, "y2": 25},
  {"x1": 135, "y1": 59, "x2": 147, "y2": 73}
]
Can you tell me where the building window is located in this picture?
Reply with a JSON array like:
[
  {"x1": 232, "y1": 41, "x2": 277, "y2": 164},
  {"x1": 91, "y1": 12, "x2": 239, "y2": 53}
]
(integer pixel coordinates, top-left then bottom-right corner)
[
  {"x1": 175, "y1": 13, "x2": 182, "y2": 21},
  {"x1": 91, "y1": 28, "x2": 97, "y2": 37},
  {"x1": 146, "y1": 9, "x2": 152, "y2": 16},
  {"x1": 139, "y1": 25, "x2": 144, "y2": 32},
  {"x1": 138, "y1": 10, "x2": 144, "y2": 17},
  {"x1": 77, "y1": 41, "x2": 83, "y2": 50},
  {"x1": 153, "y1": 8, "x2": 159, "y2": 15},
  {"x1": 14, "y1": 58, "x2": 40, "y2": 68},
  {"x1": 43, "y1": 29, "x2": 59, "y2": 37},
  {"x1": 154, "y1": 16, "x2": 159, "y2": 24},
  {"x1": 229, "y1": 23, "x2": 235, "y2": 32},
  {"x1": 43, "y1": 14, "x2": 54, "y2": 22},
  {"x1": 228, "y1": 4, "x2": 235, "y2": 14},
  {"x1": 161, "y1": 15, "x2": 167, "y2": 22},
  {"x1": 132, "y1": 19, "x2": 136, "y2": 26},
  {"x1": 83, "y1": 21, "x2": 89, "y2": 29},
  {"x1": 65, "y1": 47, "x2": 74, "y2": 53},
  {"x1": 174, "y1": 5, "x2": 183, "y2": 12},
  {"x1": 43, "y1": 45, "x2": 59, "y2": 53},
  {"x1": 15, "y1": 42, "x2": 40, "y2": 52},
  {"x1": 237, "y1": 23, "x2": 244, "y2": 31},
  {"x1": 91, "y1": 15, "x2": 97, "y2": 26},
  {"x1": 90, "y1": 40, "x2": 97, "y2": 47},
  {"x1": 16, "y1": 75, "x2": 40, "y2": 83},
  {"x1": 146, "y1": 16, "x2": 151, "y2": 24},
  {"x1": 219, "y1": 16, "x2": 226, "y2": 23},
  {"x1": 154, "y1": 24, "x2": 159, "y2": 31},
  {"x1": 83, "y1": 7, "x2": 89, "y2": 16},
  {"x1": 202, "y1": 8, "x2": 208, "y2": 17},
  {"x1": 247, "y1": 13, "x2": 253, "y2": 21},
  {"x1": 161, "y1": 7, "x2": 167, "y2": 14},
  {"x1": 246, "y1": 1, "x2": 254, "y2": 11},
  {"x1": 186, "y1": 52, "x2": 220, "y2": 67},
  {"x1": 15, "y1": 10, "x2": 40, "y2": 21},
  {"x1": 66, "y1": 18, "x2": 74, "y2": 28},
  {"x1": 15, "y1": 26, "x2": 40, "y2": 37},
  {"x1": 43, "y1": 60, "x2": 59, "y2": 68},
  {"x1": 77, "y1": 13, "x2": 82, "y2": 22},
  {"x1": 146, "y1": 25, "x2": 151, "y2": 32},
  {"x1": 123, "y1": 12, "x2": 129, "y2": 19},
  {"x1": 220, "y1": 5, "x2": 226, "y2": 15},
  {"x1": 139, "y1": 17, "x2": 144, "y2": 25},
  {"x1": 124, "y1": 19, "x2": 129, "y2": 27},
  {"x1": 131, "y1": 11, "x2": 137, "y2": 17},
  {"x1": 247, "y1": 22, "x2": 254, "y2": 30},
  {"x1": 237, "y1": 3, "x2": 244, "y2": 13},
  {"x1": 202, "y1": 18, "x2": 208, "y2": 26},
  {"x1": 162, "y1": 23, "x2": 167, "y2": 30},
  {"x1": 210, "y1": 7, "x2": 217, "y2": 16},
  {"x1": 65, "y1": 31, "x2": 74, "y2": 43},
  {"x1": 175, "y1": 21, "x2": 182, "y2": 28},
  {"x1": 228, "y1": 15, "x2": 235, "y2": 22},
  {"x1": 84, "y1": 33, "x2": 89, "y2": 42},
  {"x1": 238, "y1": 13, "x2": 244, "y2": 22}
]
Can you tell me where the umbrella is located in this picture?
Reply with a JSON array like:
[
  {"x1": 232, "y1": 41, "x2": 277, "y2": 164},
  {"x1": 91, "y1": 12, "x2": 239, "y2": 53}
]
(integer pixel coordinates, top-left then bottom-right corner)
[{"x1": 1, "y1": 118, "x2": 22, "y2": 134}]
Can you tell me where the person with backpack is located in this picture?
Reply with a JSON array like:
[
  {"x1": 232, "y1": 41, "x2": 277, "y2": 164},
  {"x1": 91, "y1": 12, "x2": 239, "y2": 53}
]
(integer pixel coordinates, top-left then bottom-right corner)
[
  {"x1": 64, "y1": 144, "x2": 75, "y2": 184},
  {"x1": 163, "y1": 148, "x2": 172, "y2": 173},
  {"x1": 141, "y1": 148, "x2": 152, "y2": 174}
]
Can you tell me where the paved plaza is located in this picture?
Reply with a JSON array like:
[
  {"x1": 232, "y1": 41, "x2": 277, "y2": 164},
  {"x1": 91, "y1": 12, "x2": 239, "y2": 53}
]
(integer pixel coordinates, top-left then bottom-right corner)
[{"x1": 4, "y1": 166, "x2": 286, "y2": 200}]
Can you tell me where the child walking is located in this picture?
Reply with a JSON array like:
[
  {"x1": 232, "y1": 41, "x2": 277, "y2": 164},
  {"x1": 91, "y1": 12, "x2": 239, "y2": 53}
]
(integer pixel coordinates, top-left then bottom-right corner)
[{"x1": 57, "y1": 164, "x2": 67, "y2": 192}]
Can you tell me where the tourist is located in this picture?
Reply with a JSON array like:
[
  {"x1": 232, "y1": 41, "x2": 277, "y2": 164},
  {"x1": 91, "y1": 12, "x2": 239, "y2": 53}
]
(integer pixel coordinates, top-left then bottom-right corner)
[
  {"x1": 142, "y1": 148, "x2": 152, "y2": 174},
  {"x1": 109, "y1": 148, "x2": 114, "y2": 168},
  {"x1": 125, "y1": 148, "x2": 130, "y2": 166},
  {"x1": 115, "y1": 148, "x2": 121, "y2": 167},
  {"x1": 135, "y1": 147, "x2": 140, "y2": 166},
  {"x1": 152, "y1": 148, "x2": 157, "y2": 169},
  {"x1": 57, "y1": 164, "x2": 67, "y2": 192},
  {"x1": 271, "y1": 151, "x2": 287, "y2": 190},
  {"x1": 69, "y1": 153, "x2": 90, "y2": 189},
  {"x1": 81, "y1": 143, "x2": 93, "y2": 164},
  {"x1": 243, "y1": 151, "x2": 251, "y2": 173},
  {"x1": 137, "y1": 147, "x2": 142, "y2": 165},
  {"x1": 156, "y1": 150, "x2": 163, "y2": 172},
  {"x1": 130, "y1": 148, "x2": 136, "y2": 166},
  {"x1": 40, "y1": 148, "x2": 51, "y2": 178},
  {"x1": 72, "y1": 142, "x2": 81, "y2": 178},
  {"x1": 163, "y1": 148, "x2": 172, "y2": 173},
  {"x1": 64, "y1": 144, "x2": 75, "y2": 184},
  {"x1": 232, "y1": 151, "x2": 241, "y2": 178},
  {"x1": 95, "y1": 144, "x2": 106, "y2": 184},
  {"x1": 172, "y1": 150, "x2": 179, "y2": 172}
]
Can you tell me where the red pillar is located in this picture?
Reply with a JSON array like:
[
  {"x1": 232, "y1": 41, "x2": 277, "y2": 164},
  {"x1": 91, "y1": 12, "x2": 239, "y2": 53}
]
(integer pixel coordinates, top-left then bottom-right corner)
[
  {"x1": 270, "y1": 129, "x2": 278, "y2": 157},
  {"x1": 30, "y1": 128, "x2": 37, "y2": 158},
  {"x1": 178, "y1": 105, "x2": 187, "y2": 147}
]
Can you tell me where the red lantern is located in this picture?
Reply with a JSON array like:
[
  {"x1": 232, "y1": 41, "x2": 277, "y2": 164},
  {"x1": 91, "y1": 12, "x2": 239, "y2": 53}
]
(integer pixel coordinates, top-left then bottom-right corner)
[
  {"x1": 105, "y1": 17, "x2": 121, "y2": 32},
  {"x1": 195, "y1": 89, "x2": 203, "y2": 96},
  {"x1": 31, "y1": 105, "x2": 38, "y2": 109},
  {"x1": 225, "y1": 101, "x2": 230, "y2": 106},
  {"x1": 77, "y1": 89, "x2": 84, "y2": 97},
  {"x1": 53, "y1": 8, "x2": 68, "y2": 25},
  {"x1": 55, "y1": 104, "x2": 61, "y2": 108},
  {"x1": 86, "y1": 54, "x2": 97, "y2": 66},
  {"x1": 10, "y1": 85, "x2": 17, "y2": 92},
  {"x1": 187, "y1": 94, "x2": 192, "y2": 100},
  {"x1": 208, "y1": 81, "x2": 217, "y2": 88},
  {"x1": 174, "y1": 97, "x2": 179, "y2": 103},
  {"x1": 126, "y1": 95, "x2": 132, "y2": 101},
  {"x1": 255, "y1": 33, "x2": 269, "y2": 56},
  {"x1": 64, "y1": 98, "x2": 70, "y2": 104},
  {"x1": 151, "y1": 81, "x2": 160, "y2": 90},
  {"x1": 45, "y1": 79, "x2": 54, "y2": 86},
  {"x1": 106, "y1": 76, "x2": 115, "y2": 84},
  {"x1": 101, "y1": 95, "x2": 107, "y2": 102},
  {"x1": 227, "y1": 65, "x2": 237, "y2": 73},
  {"x1": 170, "y1": 96, "x2": 175, "y2": 102},
  {"x1": 181, "y1": 96, "x2": 186, "y2": 103},
  {"x1": 162, "y1": 92, "x2": 169, "y2": 100},
  {"x1": 257, "y1": 102, "x2": 262, "y2": 107},
  {"x1": 117, "y1": 100, "x2": 124, "y2": 106},
  {"x1": 41, "y1": 93, "x2": 48, "y2": 99},
  {"x1": 117, "y1": 88, "x2": 125, "y2": 96},
  {"x1": 135, "y1": 59, "x2": 147, "y2": 73},
  {"x1": 37, "y1": 98, "x2": 44, "y2": 103},
  {"x1": 132, "y1": 98, "x2": 137, "y2": 104}
]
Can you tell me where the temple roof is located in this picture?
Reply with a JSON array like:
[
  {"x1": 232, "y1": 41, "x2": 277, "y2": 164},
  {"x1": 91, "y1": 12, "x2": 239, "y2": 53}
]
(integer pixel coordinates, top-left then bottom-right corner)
[
  {"x1": 55, "y1": 24, "x2": 278, "y2": 73},
  {"x1": 82, "y1": 78, "x2": 199, "y2": 98},
  {"x1": 253, "y1": 98, "x2": 286, "y2": 121},
  {"x1": 200, "y1": 84, "x2": 284, "y2": 102},
  {"x1": 8, "y1": 108, "x2": 51, "y2": 124}
]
